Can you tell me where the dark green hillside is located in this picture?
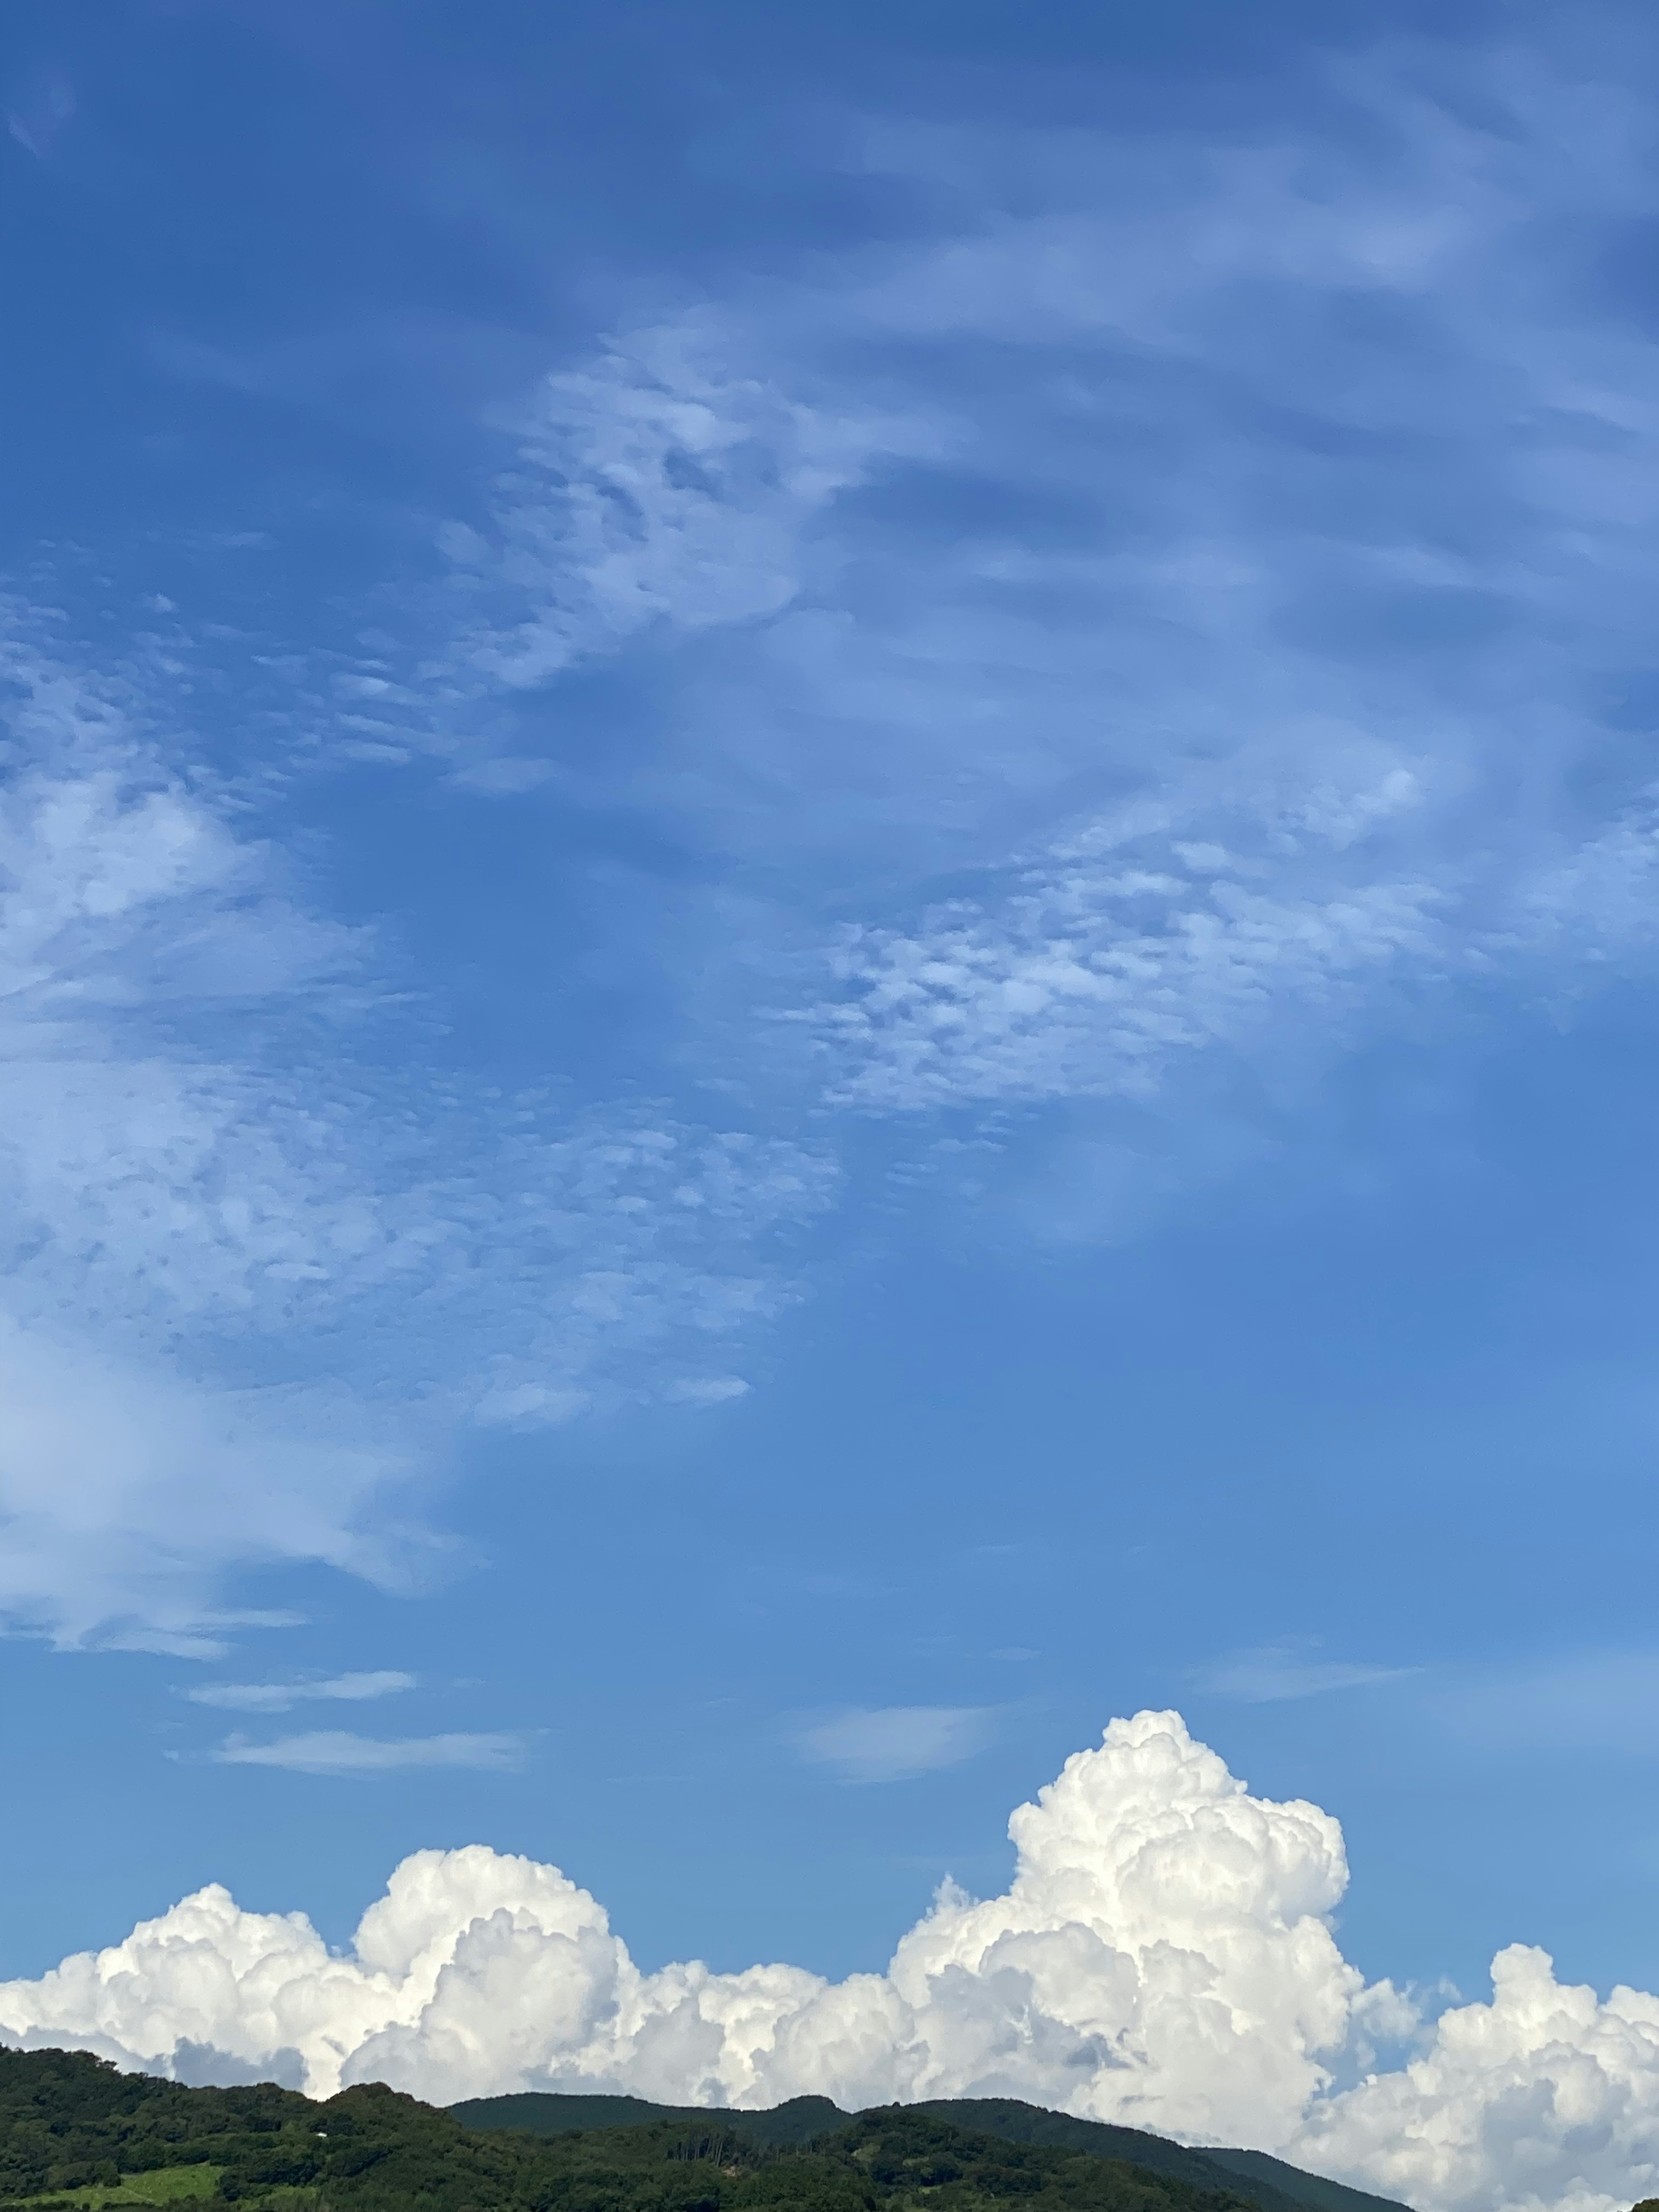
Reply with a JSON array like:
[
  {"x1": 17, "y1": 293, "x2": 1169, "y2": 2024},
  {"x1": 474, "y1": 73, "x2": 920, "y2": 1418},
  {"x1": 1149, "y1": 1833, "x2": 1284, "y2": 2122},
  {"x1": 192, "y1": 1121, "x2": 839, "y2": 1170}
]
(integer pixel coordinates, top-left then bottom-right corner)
[
  {"x1": 906, "y1": 2107, "x2": 1408, "y2": 2212},
  {"x1": 450, "y1": 2094, "x2": 1407, "y2": 2212},
  {"x1": 1198, "y1": 2154, "x2": 1408, "y2": 2212},
  {"x1": 903, "y1": 2107, "x2": 1307, "y2": 2212},
  {"x1": 0, "y1": 2050, "x2": 1408, "y2": 2212},
  {"x1": 449, "y1": 2099, "x2": 846, "y2": 2150}
]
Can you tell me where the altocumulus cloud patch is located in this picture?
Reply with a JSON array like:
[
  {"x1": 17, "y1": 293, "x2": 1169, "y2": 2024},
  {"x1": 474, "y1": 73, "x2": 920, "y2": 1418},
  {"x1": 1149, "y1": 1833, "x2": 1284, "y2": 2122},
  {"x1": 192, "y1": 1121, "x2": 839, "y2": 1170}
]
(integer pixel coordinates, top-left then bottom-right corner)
[{"x1": 4, "y1": 1710, "x2": 1654, "y2": 2212}]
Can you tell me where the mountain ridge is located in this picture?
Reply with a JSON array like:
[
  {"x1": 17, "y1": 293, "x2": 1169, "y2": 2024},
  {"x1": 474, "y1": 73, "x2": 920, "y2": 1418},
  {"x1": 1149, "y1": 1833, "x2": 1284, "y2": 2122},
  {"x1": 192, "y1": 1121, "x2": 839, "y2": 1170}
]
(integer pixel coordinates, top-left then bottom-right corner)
[
  {"x1": 0, "y1": 2049, "x2": 1413, "y2": 2212},
  {"x1": 447, "y1": 2090, "x2": 1411, "y2": 2212}
]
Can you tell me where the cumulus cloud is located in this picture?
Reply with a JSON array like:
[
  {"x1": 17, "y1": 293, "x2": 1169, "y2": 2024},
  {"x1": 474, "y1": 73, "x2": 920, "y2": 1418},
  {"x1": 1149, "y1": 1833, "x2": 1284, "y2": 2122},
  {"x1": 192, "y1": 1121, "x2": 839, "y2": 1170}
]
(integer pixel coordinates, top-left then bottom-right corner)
[
  {"x1": 1299, "y1": 1947, "x2": 1659, "y2": 2212},
  {"x1": 6, "y1": 1708, "x2": 1651, "y2": 2212},
  {"x1": 187, "y1": 1672, "x2": 416, "y2": 1713},
  {"x1": 795, "y1": 1705, "x2": 1000, "y2": 1782},
  {"x1": 209, "y1": 1731, "x2": 524, "y2": 1775},
  {"x1": 0, "y1": 1713, "x2": 1366, "y2": 2139}
]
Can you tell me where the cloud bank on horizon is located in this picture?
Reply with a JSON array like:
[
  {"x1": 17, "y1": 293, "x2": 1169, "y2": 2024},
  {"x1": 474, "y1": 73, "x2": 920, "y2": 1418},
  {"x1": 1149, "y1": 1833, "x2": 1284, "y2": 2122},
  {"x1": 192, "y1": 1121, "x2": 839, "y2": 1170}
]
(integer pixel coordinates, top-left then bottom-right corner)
[{"x1": 2, "y1": 1712, "x2": 1653, "y2": 2212}]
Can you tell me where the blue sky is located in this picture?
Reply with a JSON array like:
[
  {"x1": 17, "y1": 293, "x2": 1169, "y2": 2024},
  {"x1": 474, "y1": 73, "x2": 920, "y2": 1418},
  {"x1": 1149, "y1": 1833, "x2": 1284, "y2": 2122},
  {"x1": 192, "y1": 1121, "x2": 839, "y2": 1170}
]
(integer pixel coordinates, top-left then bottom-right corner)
[{"x1": 10, "y1": 0, "x2": 1659, "y2": 2136}]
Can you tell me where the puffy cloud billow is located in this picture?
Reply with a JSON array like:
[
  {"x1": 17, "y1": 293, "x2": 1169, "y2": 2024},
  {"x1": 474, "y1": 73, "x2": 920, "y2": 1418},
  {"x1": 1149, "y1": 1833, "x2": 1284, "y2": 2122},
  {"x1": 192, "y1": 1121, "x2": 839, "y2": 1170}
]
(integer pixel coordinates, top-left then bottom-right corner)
[{"x1": 6, "y1": 1713, "x2": 1657, "y2": 2212}]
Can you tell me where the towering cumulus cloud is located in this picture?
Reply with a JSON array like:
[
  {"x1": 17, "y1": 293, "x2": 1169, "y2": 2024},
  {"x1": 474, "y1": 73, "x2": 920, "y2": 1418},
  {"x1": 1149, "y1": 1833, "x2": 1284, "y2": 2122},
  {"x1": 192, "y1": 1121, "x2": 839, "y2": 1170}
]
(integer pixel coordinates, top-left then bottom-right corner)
[{"x1": 3, "y1": 1714, "x2": 1654, "y2": 2212}]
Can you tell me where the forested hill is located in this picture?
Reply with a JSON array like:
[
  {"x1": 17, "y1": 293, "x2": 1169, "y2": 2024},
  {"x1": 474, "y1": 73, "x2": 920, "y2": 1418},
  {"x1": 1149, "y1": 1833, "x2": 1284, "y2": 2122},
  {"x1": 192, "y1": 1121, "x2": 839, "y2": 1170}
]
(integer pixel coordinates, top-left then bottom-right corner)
[
  {"x1": 448, "y1": 2094, "x2": 1408, "y2": 2212},
  {"x1": 0, "y1": 2047, "x2": 1411, "y2": 2212}
]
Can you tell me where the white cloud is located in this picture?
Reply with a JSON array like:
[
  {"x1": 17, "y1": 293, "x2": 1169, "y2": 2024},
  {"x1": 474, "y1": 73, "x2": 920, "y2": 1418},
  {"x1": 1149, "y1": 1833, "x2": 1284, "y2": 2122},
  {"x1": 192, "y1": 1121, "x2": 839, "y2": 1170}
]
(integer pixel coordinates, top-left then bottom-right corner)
[
  {"x1": 0, "y1": 622, "x2": 834, "y2": 1649},
  {"x1": 21, "y1": 18, "x2": 1659, "y2": 1704},
  {"x1": 799, "y1": 772, "x2": 1659, "y2": 1119},
  {"x1": 0, "y1": 1711, "x2": 1360, "y2": 2134},
  {"x1": 210, "y1": 1731, "x2": 524, "y2": 1775},
  {"x1": 796, "y1": 1705, "x2": 999, "y2": 1781},
  {"x1": 439, "y1": 318, "x2": 928, "y2": 701},
  {"x1": 1299, "y1": 1947, "x2": 1659, "y2": 2212},
  {"x1": 0, "y1": 1316, "x2": 417, "y2": 1656},
  {"x1": 1198, "y1": 1645, "x2": 1421, "y2": 1703},
  {"x1": 187, "y1": 1672, "x2": 416, "y2": 1713},
  {"x1": 664, "y1": 1376, "x2": 752, "y2": 1406},
  {"x1": 401, "y1": 47, "x2": 1659, "y2": 1148},
  {"x1": 7, "y1": 1707, "x2": 1654, "y2": 2212},
  {"x1": 807, "y1": 798, "x2": 1451, "y2": 1112}
]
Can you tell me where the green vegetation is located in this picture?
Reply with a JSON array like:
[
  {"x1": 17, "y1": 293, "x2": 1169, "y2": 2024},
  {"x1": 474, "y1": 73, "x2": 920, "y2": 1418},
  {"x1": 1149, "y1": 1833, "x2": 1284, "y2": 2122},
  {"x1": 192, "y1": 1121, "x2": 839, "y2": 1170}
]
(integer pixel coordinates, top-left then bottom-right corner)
[
  {"x1": 0, "y1": 2050, "x2": 1411, "y2": 2212},
  {"x1": 450, "y1": 2104, "x2": 849, "y2": 2155},
  {"x1": 5, "y1": 2168, "x2": 220, "y2": 2212},
  {"x1": 450, "y1": 2095, "x2": 1409, "y2": 2212}
]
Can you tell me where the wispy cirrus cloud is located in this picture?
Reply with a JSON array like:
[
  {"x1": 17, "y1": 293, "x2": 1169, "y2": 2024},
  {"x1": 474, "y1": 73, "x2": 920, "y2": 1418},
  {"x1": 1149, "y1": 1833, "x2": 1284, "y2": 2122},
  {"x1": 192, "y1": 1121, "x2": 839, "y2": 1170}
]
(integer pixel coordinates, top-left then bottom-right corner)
[
  {"x1": 396, "y1": 37, "x2": 1659, "y2": 1160},
  {"x1": 210, "y1": 1730, "x2": 525, "y2": 1775},
  {"x1": 5, "y1": 69, "x2": 76, "y2": 160},
  {"x1": 1197, "y1": 1642, "x2": 1421, "y2": 1703},
  {"x1": 186, "y1": 1671, "x2": 416, "y2": 1713},
  {"x1": 452, "y1": 320, "x2": 922, "y2": 694},
  {"x1": 795, "y1": 1703, "x2": 1001, "y2": 1782}
]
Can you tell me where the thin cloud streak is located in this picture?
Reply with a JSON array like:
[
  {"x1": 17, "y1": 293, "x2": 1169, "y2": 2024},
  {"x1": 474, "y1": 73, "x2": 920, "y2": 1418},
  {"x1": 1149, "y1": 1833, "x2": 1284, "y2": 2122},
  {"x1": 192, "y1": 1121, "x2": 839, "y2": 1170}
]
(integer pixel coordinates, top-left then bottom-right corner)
[
  {"x1": 186, "y1": 1672, "x2": 417, "y2": 1713},
  {"x1": 210, "y1": 1731, "x2": 526, "y2": 1775},
  {"x1": 1197, "y1": 1643, "x2": 1421, "y2": 1703},
  {"x1": 795, "y1": 1703, "x2": 1001, "y2": 1781}
]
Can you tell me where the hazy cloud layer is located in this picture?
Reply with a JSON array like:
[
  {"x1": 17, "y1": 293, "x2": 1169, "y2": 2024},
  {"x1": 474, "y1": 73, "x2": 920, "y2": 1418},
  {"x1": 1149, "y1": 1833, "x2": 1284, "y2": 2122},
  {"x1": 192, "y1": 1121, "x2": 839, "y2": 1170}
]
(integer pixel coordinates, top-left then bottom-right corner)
[{"x1": 7, "y1": 1709, "x2": 1648, "y2": 2212}]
